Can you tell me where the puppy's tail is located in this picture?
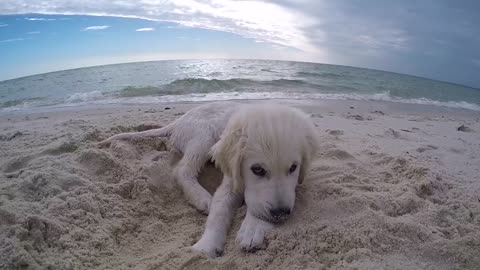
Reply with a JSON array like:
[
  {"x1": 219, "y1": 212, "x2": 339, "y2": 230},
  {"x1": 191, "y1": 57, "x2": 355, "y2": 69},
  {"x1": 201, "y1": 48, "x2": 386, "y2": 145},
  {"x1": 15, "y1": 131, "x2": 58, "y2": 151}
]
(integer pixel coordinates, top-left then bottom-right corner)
[
  {"x1": 133, "y1": 123, "x2": 174, "y2": 138},
  {"x1": 98, "y1": 123, "x2": 173, "y2": 148}
]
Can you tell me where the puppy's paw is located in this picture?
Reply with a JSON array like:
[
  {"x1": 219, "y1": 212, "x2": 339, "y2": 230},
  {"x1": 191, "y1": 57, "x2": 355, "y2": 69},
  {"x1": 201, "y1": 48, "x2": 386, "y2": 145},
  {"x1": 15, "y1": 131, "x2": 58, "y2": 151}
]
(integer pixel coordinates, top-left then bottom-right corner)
[
  {"x1": 191, "y1": 190, "x2": 212, "y2": 215},
  {"x1": 236, "y1": 213, "x2": 273, "y2": 252},
  {"x1": 192, "y1": 236, "x2": 223, "y2": 258}
]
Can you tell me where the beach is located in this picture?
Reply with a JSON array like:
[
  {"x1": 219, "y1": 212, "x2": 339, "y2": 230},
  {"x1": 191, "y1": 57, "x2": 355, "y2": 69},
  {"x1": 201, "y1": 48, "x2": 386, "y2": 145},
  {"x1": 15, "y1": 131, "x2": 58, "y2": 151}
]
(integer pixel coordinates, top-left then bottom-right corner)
[{"x1": 1, "y1": 99, "x2": 479, "y2": 270}]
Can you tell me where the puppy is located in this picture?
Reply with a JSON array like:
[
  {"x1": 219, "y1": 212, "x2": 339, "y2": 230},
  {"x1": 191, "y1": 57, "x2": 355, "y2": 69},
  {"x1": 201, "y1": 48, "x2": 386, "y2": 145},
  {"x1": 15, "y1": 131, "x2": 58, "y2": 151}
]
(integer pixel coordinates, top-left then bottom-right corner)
[{"x1": 100, "y1": 101, "x2": 318, "y2": 257}]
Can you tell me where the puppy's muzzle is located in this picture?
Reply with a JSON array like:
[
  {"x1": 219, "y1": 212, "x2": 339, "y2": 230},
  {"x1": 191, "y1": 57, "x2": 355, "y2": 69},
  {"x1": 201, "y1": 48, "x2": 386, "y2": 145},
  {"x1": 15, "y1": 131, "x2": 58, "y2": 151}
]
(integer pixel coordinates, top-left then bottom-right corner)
[{"x1": 269, "y1": 207, "x2": 291, "y2": 223}]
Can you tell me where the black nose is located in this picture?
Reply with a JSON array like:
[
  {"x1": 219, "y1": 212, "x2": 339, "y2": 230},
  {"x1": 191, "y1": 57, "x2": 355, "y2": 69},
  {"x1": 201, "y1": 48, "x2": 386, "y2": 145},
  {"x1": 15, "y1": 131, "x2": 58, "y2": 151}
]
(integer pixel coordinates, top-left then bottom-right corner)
[{"x1": 269, "y1": 207, "x2": 291, "y2": 219}]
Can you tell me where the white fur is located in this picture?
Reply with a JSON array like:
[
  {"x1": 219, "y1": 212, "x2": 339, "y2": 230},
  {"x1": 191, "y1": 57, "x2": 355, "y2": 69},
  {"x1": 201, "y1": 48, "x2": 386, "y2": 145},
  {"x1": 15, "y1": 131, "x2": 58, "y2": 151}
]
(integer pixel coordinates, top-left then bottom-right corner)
[{"x1": 101, "y1": 101, "x2": 318, "y2": 257}]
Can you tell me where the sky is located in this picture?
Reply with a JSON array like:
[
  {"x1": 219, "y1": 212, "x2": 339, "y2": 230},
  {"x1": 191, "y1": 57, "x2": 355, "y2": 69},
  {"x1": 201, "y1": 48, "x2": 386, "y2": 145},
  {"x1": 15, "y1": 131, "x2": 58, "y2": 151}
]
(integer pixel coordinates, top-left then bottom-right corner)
[{"x1": 0, "y1": 0, "x2": 479, "y2": 88}]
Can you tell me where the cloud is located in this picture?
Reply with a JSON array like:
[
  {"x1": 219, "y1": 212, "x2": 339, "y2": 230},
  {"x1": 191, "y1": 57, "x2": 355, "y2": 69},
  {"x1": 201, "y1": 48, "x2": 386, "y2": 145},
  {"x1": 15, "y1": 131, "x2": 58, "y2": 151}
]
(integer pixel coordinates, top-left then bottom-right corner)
[
  {"x1": 25, "y1": 17, "x2": 56, "y2": 21},
  {"x1": 82, "y1": 25, "x2": 110, "y2": 31},
  {"x1": 136, "y1": 27, "x2": 155, "y2": 32},
  {"x1": 27, "y1": 31, "x2": 41, "y2": 34},
  {"x1": 271, "y1": 44, "x2": 287, "y2": 50},
  {"x1": 0, "y1": 38, "x2": 24, "y2": 43},
  {"x1": 0, "y1": 0, "x2": 319, "y2": 54},
  {"x1": 353, "y1": 30, "x2": 410, "y2": 53},
  {"x1": 0, "y1": 24, "x2": 7, "y2": 27},
  {"x1": 176, "y1": 36, "x2": 199, "y2": 41}
]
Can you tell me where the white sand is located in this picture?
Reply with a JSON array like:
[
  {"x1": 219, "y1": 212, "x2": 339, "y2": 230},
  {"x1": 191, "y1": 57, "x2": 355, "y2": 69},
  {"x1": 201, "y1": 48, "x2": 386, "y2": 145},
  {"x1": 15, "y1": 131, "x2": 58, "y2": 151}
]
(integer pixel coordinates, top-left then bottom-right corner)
[{"x1": 1, "y1": 100, "x2": 479, "y2": 270}]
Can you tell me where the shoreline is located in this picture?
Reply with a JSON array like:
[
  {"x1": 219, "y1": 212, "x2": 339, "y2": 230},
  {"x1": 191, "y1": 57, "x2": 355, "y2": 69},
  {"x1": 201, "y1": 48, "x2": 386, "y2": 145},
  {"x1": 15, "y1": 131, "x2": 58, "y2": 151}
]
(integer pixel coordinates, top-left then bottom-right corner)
[{"x1": 2, "y1": 98, "x2": 480, "y2": 117}]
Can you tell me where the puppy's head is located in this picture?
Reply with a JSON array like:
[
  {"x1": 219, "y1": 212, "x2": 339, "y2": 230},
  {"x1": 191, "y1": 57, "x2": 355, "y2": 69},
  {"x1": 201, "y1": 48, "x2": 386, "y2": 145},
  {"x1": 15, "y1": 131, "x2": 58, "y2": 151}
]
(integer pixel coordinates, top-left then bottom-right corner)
[{"x1": 211, "y1": 103, "x2": 318, "y2": 224}]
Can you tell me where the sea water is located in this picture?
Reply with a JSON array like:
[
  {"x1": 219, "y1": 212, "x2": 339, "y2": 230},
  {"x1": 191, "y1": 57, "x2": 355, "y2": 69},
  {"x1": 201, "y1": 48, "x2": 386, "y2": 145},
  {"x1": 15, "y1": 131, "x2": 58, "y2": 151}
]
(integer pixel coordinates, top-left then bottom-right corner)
[{"x1": 1, "y1": 59, "x2": 480, "y2": 112}]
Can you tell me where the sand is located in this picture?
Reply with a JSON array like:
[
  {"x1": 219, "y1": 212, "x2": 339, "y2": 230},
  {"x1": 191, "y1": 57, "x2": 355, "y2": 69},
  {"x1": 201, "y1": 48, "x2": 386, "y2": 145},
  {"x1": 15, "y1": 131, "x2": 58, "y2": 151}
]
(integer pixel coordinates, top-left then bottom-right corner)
[{"x1": 1, "y1": 100, "x2": 479, "y2": 270}]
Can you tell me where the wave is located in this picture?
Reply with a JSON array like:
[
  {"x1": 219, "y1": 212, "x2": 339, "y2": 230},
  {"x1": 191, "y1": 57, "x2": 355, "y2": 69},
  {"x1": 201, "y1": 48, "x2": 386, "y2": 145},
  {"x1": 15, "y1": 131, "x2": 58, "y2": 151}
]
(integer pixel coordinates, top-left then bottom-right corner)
[
  {"x1": 362, "y1": 92, "x2": 480, "y2": 111},
  {"x1": 260, "y1": 68, "x2": 279, "y2": 73},
  {"x1": 206, "y1": 72, "x2": 223, "y2": 77},
  {"x1": 0, "y1": 97, "x2": 45, "y2": 109},
  {"x1": 66, "y1": 91, "x2": 104, "y2": 102},
  {"x1": 60, "y1": 91, "x2": 480, "y2": 112},
  {"x1": 4, "y1": 91, "x2": 479, "y2": 112},
  {"x1": 1, "y1": 100, "x2": 26, "y2": 109},
  {"x1": 117, "y1": 78, "x2": 315, "y2": 97},
  {"x1": 295, "y1": 71, "x2": 344, "y2": 79},
  {"x1": 119, "y1": 86, "x2": 163, "y2": 97},
  {"x1": 3, "y1": 83, "x2": 479, "y2": 112}
]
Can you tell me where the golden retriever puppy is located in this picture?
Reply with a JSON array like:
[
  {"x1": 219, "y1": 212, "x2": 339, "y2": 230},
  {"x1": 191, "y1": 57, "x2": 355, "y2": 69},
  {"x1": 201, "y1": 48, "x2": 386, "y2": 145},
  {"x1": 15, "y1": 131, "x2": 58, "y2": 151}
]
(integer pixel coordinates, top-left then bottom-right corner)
[{"x1": 100, "y1": 101, "x2": 318, "y2": 257}]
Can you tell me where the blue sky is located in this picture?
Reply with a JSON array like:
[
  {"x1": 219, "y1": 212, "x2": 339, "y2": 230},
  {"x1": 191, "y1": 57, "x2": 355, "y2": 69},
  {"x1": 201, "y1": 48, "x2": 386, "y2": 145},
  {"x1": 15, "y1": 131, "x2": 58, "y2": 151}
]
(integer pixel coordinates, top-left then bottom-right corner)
[{"x1": 0, "y1": 0, "x2": 479, "y2": 88}]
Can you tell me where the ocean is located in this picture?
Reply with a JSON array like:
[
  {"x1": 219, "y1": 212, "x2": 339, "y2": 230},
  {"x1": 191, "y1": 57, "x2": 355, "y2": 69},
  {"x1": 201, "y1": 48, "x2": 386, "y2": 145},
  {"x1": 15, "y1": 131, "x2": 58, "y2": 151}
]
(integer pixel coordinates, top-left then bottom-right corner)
[{"x1": 1, "y1": 59, "x2": 480, "y2": 112}]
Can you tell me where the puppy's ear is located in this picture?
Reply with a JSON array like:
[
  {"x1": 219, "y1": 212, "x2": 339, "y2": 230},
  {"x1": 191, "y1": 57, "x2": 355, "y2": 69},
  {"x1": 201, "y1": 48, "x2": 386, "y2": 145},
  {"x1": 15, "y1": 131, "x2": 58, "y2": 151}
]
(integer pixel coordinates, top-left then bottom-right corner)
[
  {"x1": 210, "y1": 121, "x2": 246, "y2": 193},
  {"x1": 298, "y1": 123, "x2": 319, "y2": 185}
]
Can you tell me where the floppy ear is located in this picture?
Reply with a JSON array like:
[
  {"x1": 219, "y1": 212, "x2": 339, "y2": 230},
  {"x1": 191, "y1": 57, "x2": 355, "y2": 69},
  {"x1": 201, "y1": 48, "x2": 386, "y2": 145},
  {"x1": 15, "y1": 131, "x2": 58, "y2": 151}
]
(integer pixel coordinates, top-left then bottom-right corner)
[
  {"x1": 298, "y1": 125, "x2": 319, "y2": 185},
  {"x1": 210, "y1": 121, "x2": 246, "y2": 193}
]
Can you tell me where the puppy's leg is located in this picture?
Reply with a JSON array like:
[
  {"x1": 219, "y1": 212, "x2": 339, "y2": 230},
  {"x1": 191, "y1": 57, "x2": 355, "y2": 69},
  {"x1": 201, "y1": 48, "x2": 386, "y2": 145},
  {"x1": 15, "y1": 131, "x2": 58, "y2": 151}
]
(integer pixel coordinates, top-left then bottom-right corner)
[
  {"x1": 174, "y1": 142, "x2": 214, "y2": 214},
  {"x1": 192, "y1": 177, "x2": 242, "y2": 257},
  {"x1": 236, "y1": 211, "x2": 274, "y2": 252}
]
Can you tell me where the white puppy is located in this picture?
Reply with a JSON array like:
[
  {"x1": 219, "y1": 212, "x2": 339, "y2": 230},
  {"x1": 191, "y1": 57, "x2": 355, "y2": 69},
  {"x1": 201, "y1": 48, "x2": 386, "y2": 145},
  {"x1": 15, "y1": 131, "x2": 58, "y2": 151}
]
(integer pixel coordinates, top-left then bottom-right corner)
[{"x1": 101, "y1": 101, "x2": 318, "y2": 257}]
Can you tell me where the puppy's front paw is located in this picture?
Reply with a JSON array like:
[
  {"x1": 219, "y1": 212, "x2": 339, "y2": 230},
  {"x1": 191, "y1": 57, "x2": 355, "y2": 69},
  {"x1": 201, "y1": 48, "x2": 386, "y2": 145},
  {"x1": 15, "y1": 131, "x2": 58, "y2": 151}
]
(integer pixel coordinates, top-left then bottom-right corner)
[
  {"x1": 192, "y1": 235, "x2": 223, "y2": 258},
  {"x1": 236, "y1": 213, "x2": 273, "y2": 252},
  {"x1": 191, "y1": 190, "x2": 212, "y2": 215}
]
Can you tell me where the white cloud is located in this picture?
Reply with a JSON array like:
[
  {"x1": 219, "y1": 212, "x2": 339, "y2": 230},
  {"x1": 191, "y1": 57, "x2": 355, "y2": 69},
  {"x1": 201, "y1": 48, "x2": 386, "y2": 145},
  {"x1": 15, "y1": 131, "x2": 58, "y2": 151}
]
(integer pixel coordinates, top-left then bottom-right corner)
[
  {"x1": 25, "y1": 17, "x2": 56, "y2": 21},
  {"x1": 82, "y1": 25, "x2": 110, "y2": 31},
  {"x1": 0, "y1": 24, "x2": 8, "y2": 27},
  {"x1": 27, "y1": 31, "x2": 41, "y2": 34},
  {"x1": 0, "y1": 38, "x2": 24, "y2": 43},
  {"x1": 271, "y1": 44, "x2": 287, "y2": 50},
  {"x1": 0, "y1": 0, "x2": 321, "y2": 55},
  {"x1": 176, "y1": 36, "x2": 199, "y2": 41},
  {"x1": 354, "y1": 30, "x2": 410, "y2": 51},
  {"x1": 136, "y1": 27, "x2": 155, "y2": 32}
]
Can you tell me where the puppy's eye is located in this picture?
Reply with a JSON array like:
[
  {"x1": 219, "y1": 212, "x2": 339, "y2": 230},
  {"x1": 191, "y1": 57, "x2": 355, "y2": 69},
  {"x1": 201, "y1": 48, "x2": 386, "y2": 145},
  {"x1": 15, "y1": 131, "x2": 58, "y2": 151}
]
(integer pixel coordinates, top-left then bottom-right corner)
[
  {"x1": 251, "y1": 165, "x2": 266, "y2": 177},
  {"x1": 289, "y1": 164, "x2": 298, "y2": 174}
]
